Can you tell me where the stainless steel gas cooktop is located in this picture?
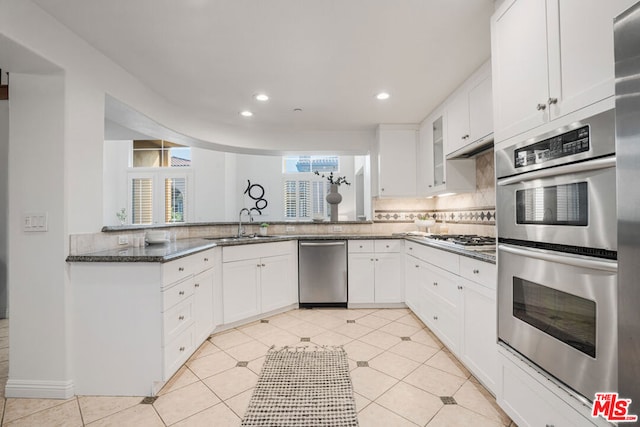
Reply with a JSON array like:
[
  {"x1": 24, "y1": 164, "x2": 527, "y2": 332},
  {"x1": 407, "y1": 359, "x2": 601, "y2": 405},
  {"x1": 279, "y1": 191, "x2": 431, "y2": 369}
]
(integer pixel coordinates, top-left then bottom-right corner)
[{"x1": 426, "y1": 234, "x2": 496, "y2": 251}]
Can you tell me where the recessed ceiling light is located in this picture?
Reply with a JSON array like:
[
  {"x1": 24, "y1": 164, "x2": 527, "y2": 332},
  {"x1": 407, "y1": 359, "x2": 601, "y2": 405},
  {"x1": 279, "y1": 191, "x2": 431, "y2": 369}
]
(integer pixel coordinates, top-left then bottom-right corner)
[
  {"x1": 240, "y1": 110, "x2": 253, "y2": 117},
  {"x1": 376, "y1": 92, "x2": 390, "y2": 100},
  {"x1": 293, "y1": 108, "x2": 303, "y2": 112},
  {"x1": 254, "y1": 93, "x2": 269, "y2": 102}
]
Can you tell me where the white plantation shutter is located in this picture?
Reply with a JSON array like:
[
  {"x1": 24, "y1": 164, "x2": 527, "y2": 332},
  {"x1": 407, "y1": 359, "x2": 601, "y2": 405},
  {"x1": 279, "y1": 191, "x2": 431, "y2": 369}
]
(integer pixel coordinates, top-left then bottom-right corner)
[
  {"x1": 283, "y1": 178, "x2": 329, "y2": 220},
  {"x1": 131, "y1": 178, "x2": 153, "y2": 224},
  {"x1": 165, "y1": 177, "x2": 187, "y2": 223},
  {"x1": 298, "y1": 181, "x2": 311, "y2": 219}
]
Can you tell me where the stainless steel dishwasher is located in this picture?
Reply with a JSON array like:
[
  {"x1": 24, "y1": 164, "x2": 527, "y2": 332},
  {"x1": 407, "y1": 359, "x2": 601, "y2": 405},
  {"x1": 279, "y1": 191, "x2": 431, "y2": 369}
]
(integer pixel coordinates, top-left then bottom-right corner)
[{"x1": 298, "y1": 240, "x2": 347, "y2": 308}]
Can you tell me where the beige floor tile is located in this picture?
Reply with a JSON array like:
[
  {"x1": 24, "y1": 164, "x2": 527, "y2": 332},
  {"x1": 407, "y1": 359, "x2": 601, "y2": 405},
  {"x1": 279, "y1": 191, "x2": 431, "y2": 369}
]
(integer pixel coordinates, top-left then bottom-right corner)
[
  {"x1": 304, "y1": 311, "x2": 348, "y2": 329},
  {"x1": 378, "y1": 321, "x2": 421, "y2": 338},
  {"x1": 410, "y1": 328, "x2": 443, "y2": 349},
  {"x1": 187, "y1": 350, "x2": 237, "y2": 379},
  {"x1": 153, "y1": 381, "x2": 220, "y2": 425},
  {"x1": 333, "y1": 323, "x2": 374, "y2": 339},
  {"x1": 237, "y1": 321, "x2": 280, "y2": 339},
  {"x1": 357, "y1": 402, "x2": 418, "y2": 427},
  {"x1": 281, "y1": 320, "x2": 327, "y2": 337},
  {"x1": 368, "y1": 351, "x2": 420, "y2": 380},
  {"x1": 224, "y1": 340, "x2": 270, "y2": 362},
  {"x1": 371, "y1": 309, "x2": 410, "y2": 321},
  {"x1": 209, "y1": 329, "x2": 253, "y2": 350},
  {"x1": 286, "y1": 309, "x2": 317, "y2": 320},
  {"x1": 254, "y1": 329, "x2": 299, "y2": 348},
  {"x1": 395, "y1": 313, "x2": 426, "y2": 329},
  {"x1": 264, "y1": 312, "x2": 300, "y2": 329},
  {"x1": 404, "y1": 365, "x2": 466, "y2": 397},
  {"x1": 426, "y1": 404, "x2": 504, "y2": 427},
  {"x1": 4, "y1": 399, "x2": 82, "y2": 427},
  {"x1": 323, "y1": 308, "x2": 372, "y2": 321},
  {"x1": 247, "y1": 356, "x2": 266, "y2": 375},
  {"x1": 358, "y1": 330, "x2": 402, "y2": 350},
  {"x1": 311, "y1": 330, "x2": 353, "y2": 346},
  {"x1": 171, "y1": 402, "x2": 241, "y2": 427},
  {"x1": 353, "y1": 392, "x2": 371, "y2": 413},
  {"x1": 376, "y1": 381, "x2": 443, "y2": 426},
  {"x1": 350, "y1": 367, "x2": 398, "y2": 401},
  {"x1": 202, "y1": 367, "x2": 258, "y2": 401},
  {"x1": 425, "y1": 349, "x2": 471, "y2": 379},
  {"x1": 343, "y1": 340, "x2": 385, "y2": 362},
  {"x1": 188, "y1": 340, "x2": 221, "y2": 361},
  {"x1": 355, "y1": 314, "x2": 393, "y2": 330},
  {"x1": 86, "y1": 403, "x2": 164, "y2": 427},
  {"x1": 158, "y1": 366, "x2": 200, "y2": 396},
  {"x1": 225, "y1": 388, "x2": 254, "y2": 418},
  {"x1": 389, "y1": 340, "x2": 439, "y2": 363},
  {"x1": 454, "y1": 380, "x2": 511, "y2": 425},
  {"x1": 4, "y1": 397, "x2": 73, "y2": 423},
  {"x1": 78, "y1": 395, "x2": 143, "y2": 424}
]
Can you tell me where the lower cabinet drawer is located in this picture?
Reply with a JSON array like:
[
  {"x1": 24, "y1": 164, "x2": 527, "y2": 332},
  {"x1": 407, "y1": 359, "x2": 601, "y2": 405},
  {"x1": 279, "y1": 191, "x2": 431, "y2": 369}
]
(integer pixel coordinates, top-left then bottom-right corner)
[
  {"x1": 163, "y1": 325, "x2": 195, "y2": 380},
  {"x1": 162, "y1": 276, "x2": 194, "y2": 311},
  {"x1": 459, "y1": 256, "x2": 496, "y2": 289},
  {"x1": 163, "y1": 297, "x2": 194, "y2": 344}
]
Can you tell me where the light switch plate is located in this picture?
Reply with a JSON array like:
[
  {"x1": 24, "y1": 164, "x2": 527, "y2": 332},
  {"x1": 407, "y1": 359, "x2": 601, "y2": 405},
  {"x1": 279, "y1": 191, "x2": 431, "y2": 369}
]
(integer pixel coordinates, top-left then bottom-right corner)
[
  {"x1": 23, "y1": 212, "x2": 48, "y2": 232},
  {"x1": 332, "y1": 225, "x2": 343, "y2": 232},
  {"x1": 286, "y1": 226, "x2": 295, "y2": 232}
]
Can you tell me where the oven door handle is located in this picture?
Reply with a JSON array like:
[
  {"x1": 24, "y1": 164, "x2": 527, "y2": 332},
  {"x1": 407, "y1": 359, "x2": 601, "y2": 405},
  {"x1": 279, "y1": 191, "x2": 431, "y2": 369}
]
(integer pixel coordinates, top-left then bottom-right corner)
[
  {"x1": 498, "y1": 244, "x2": 618, "y2": 272},
  {"x1": 497, "y1": 156, "x2": 616, "y2": 186}
]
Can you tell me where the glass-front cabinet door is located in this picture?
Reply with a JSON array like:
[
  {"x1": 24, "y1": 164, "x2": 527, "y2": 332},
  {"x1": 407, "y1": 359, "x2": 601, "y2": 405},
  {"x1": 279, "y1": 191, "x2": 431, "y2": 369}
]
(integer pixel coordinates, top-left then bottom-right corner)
[{"x1": 432, "y1": 115, "x2": 445, "y2": 186}]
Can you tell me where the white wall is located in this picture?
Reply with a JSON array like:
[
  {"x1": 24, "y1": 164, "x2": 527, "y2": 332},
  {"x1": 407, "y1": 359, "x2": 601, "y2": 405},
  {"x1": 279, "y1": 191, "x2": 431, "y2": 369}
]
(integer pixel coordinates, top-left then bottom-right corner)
[
  {"x1": 234, "y1": 154, "x2": 284, "y2": 222},
  {"x1": 0, "y1": 101, "x2": 8, "y2": 318},
  {"x1": 8, "y1": 73, "x2": 72, "y2": 397},
  {"x1": 192, "y1": 147, "x2": 226, "y2": 222},
  {"x1": 103, "y1": 140, "x2": 130, "y2": 226}
]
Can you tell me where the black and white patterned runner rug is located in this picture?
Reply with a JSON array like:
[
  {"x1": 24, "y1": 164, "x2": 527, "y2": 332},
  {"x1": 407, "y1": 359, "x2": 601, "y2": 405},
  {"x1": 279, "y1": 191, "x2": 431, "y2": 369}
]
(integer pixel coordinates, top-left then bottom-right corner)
[{"x1": 241, "y1": 346, "x2": 359, "y2": 426}]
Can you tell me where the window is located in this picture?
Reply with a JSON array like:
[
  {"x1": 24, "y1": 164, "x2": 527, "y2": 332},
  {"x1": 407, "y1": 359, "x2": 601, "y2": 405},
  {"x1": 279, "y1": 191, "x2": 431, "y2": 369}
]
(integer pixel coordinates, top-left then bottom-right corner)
[
  {"x1": 283, "y1": 178, "x2": 330, "y2": 220},
  {"x1": 283, "y1": 155, "x2": 339, "y2": 173},
  {"x1": 127, "y1": 140, "x2": 192, "y2": 225},
  {"x1": 132, "y1": 140, "x2": 191, "y2": 168}
]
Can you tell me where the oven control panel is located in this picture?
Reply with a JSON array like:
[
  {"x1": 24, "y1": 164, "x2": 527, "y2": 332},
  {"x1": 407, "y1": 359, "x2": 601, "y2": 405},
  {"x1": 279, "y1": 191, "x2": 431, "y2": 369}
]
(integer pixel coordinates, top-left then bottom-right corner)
[{"x1": 514, "y1": 125, "x2": 589, "y2": 168}]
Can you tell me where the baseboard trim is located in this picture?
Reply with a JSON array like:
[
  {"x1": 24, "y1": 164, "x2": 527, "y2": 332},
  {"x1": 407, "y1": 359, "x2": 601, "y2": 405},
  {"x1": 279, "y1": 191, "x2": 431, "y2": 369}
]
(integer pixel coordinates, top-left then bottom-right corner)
[
  {"x1": 347, "y1": 302, "x2": 407, "y2": 309},
  {"x1": 5, "y1": 379, "x2": 74, "y2": 399}
]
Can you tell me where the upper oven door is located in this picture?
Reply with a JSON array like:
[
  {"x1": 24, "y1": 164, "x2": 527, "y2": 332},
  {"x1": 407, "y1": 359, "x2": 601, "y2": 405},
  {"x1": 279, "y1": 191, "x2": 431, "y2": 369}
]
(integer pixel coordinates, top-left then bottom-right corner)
[{"x1": 497, "y1": 156, "x2": 616, "y2": 253}]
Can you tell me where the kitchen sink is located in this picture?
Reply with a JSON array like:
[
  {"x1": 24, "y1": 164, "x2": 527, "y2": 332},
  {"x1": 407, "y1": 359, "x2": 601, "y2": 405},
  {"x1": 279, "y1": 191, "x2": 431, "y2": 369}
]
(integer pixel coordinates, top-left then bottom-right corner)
[{"x1": 203, "y1": 235, "x2": 283, "y2": 243}]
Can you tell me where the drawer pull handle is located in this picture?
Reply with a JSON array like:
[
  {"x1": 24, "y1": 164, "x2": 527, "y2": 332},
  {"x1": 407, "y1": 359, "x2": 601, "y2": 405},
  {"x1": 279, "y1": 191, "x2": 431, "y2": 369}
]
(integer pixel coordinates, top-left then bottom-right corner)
[
  {"x1": 462, "y1": 134, "x2": 469, "y2": 140},
  {"x1": 386, "y1": 245, "x2": 389, "y2": 248},
  {"x1": 204, "y1": 258, "x2": 209, "y2": 262},
  {"x1": 536, "y1": 103, "x2": 547, "y2": 111},
  {"x1": 415, "y1": 265, "x2": 419, "y2": 268},
  {"x1": 375, "y1": 258, "x2": 379, "y2": 261},
  {"x1": 262, "y1": 263, "x2": 266, "y2": 267},
  {"x1": 257, "y1": 264, "x2": 261, "y2": 267},
  {"x1": 195, "y1": 283, "x2": 200, "y2": 288},
  {"x1": 178, "y1": 267, "x2": 185, "y2": 272},
  {"x1": 179, "y1": 315, "x2": 185, "y2": 320},
  {"x1": 548, "y1": 97, "x2": 558, "y2": 105},
  {"x1": 433, "y1": 282, "x2": 438, "y2": 286},
  {"x1": 359, "y1": 245, "x2": 363, "y2": 248},
  {"x1": 409, "y1": 247, "x2": 413, "y2": 250},
  {"x1": 179, "y1": 291, "x2": 185, "y2": 295},
  {"x1": 371, "y1": 258, "x2": 374, "y2": 262},
  {"x1": 457, "y1": 285, "x2": 463, "y2": 290},
  {"x1": 473, "y1": 269, "x2": 479, "y2": 274},
  {"x1": 179, "y1": 346, "x2": 185, "y2": 352},
  {"x1": 433, "y1": 315, "x2": 438, "y2": 320}
]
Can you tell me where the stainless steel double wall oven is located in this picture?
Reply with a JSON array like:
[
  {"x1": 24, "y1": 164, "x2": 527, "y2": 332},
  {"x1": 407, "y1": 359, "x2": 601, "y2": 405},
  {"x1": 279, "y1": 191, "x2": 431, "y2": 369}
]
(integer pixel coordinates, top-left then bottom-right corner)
[{"x1": 496, "y1": 109, "x2": 618, "y2": 401}]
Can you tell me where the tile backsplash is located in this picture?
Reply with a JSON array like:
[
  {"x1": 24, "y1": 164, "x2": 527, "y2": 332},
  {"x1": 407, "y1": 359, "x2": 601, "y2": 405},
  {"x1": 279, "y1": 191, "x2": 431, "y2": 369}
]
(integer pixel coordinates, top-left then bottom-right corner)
[{"x1": 373, "y1": 148, "x2": 495, "y2": 237}]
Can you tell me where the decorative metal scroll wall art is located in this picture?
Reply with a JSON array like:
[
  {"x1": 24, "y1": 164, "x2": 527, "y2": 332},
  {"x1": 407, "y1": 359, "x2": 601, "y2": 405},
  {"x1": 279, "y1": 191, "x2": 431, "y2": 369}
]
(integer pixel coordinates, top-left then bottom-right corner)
[{"x1": 244, "y1": 180, "x2": 268, "y2": 214}]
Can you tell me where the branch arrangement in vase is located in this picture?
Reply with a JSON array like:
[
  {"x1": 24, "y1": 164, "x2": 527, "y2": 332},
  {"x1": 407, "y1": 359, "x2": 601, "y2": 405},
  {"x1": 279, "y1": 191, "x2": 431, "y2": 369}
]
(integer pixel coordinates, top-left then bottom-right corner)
[{"x1": 314, "y1": 171, "x2": 351, "y2": 186}]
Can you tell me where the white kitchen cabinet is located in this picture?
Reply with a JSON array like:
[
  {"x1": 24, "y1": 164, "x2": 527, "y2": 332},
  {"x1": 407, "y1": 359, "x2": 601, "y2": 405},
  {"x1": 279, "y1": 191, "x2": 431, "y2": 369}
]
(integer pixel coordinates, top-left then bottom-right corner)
[
  {"x1": 446, "y1": 61, "x2": 493, "y2": 157},
  {"x1": 70, "y1": 246, "x2": 221, "y2": 396},
  {"x1": 491, "y1": 0, "x2": 637, "y2": 142},
  {"x1": 347, "y1": 239, "x2": 404, "y2": 305},
  {"x1": 419, "y1": 108, "x2": 475, "y2": 196},
  {"x1": 376, "y1": 125, "x2": 418, "y2": 197},
  {"x1": 222, "y1": 241, "x2": 297, "y2": 324}
]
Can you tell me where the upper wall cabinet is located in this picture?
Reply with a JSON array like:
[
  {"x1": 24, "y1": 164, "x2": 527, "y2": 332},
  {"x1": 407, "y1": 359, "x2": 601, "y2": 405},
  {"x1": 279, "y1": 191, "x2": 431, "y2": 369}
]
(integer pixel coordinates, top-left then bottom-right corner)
[
  {"x1": 446, "y1": 61, "x2": 493, "y2": 157},
  {"x1": 491, "y1": 0, "x2": 637, "y2": 143},
  {"x1": 376, "y1": 125, "x2": 418, "y2": 197}
]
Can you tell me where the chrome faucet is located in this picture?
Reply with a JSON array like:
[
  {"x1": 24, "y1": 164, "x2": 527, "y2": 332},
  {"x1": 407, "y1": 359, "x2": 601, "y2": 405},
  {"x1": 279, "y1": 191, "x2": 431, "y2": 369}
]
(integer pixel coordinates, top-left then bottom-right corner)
[{"x1": 238, "y1": 208, "x2": 250, "y2": 237}]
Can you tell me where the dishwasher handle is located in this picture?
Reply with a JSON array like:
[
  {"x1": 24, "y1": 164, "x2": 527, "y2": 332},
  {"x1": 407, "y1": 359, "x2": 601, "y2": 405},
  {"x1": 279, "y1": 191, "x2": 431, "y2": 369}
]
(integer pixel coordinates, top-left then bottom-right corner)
[{"x1": 299, "y1": 241, "x2": 346, "y2": 247}]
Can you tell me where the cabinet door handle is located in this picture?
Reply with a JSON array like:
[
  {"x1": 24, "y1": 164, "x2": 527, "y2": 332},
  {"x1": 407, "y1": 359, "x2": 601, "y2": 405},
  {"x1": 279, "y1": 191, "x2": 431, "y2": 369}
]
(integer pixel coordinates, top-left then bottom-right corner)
[
  {"x1": 375, "y1": 258, "x2": 379, "y2": 261},
  {"x1": 381, "y1": 188, "x2": 385, "y2": 192},
  {"x1": 536, "y1": 103, "x2": 547, "y2": 111},
  {"x1": 428, "y1": 184, "x2": 432, "y2": 188},
  {"x1": 178, "y1": 315, "x2": 184, "y2": 320},
  {"x1": 204, "y1": 258, "x2": 209, "y2": 262},
  {"x1": 178, "y1": 290, "x2": 185, "y2": 295},
  {"x1": 457, "y1": 285, "x2": 463, "y2": 290},
  {"x1": 257, "y1": 264, "x2": 261, "y2": 267},
  {"x1": 415, "y1": 265, "x2": 419, "y2": 268},
  {"x1": 473, "y1": 269, "x2": 479, "y2": 274},
  {"x1": 409, "y1": 247, "x2": 413, "y2": 250},
  {"x1": 433, "y1": 282, "x2": 438, "y2": 286},
  {"x1": 194, "y1": 283, "x2": 200, "y2": 288},
  {"x1": 262, "y1": 263, "x2": 266, "y2": 267},
  {"x1": 370, "y1": 258, "x2": 374, "y2": 262},
  {"x1": 548, "y1": 97, "x2": 558, "y2": 105},
  {"x1": 462, "y1": 134, "x2": 469, "y2": 140},
  {"x1": 359, "y1": 245, "x2": 363, "y2": 248},
  {"x1": 433, "y1": 315, "x2": 438, "y2": 320},
  {"x1": 385, "y1": 245, "x2": 390, "y2": 248},
  {"x1": 179, "y1": 346, "x2": 185, "y2": 352}
]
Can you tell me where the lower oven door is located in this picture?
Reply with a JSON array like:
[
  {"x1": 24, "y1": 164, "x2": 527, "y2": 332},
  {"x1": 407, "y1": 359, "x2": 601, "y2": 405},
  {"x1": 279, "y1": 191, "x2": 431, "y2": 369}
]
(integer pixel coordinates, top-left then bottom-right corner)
[{"x1": 498, "y1": 243, "x2": 617, "y2": 400}]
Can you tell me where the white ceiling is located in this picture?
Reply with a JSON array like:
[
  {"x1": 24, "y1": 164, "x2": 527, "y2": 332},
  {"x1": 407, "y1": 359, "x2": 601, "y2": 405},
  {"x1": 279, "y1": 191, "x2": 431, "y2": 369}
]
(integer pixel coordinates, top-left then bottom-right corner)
[{"x1": 32, "y1": 0, "x2": 493, "y2": 142}]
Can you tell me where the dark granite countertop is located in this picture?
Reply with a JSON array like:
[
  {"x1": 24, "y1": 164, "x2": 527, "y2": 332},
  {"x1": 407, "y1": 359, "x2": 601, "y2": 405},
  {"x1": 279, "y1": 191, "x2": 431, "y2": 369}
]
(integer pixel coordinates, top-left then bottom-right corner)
[{"x1": 66, "y1": 233, "x2": 495, "y2": 264}]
